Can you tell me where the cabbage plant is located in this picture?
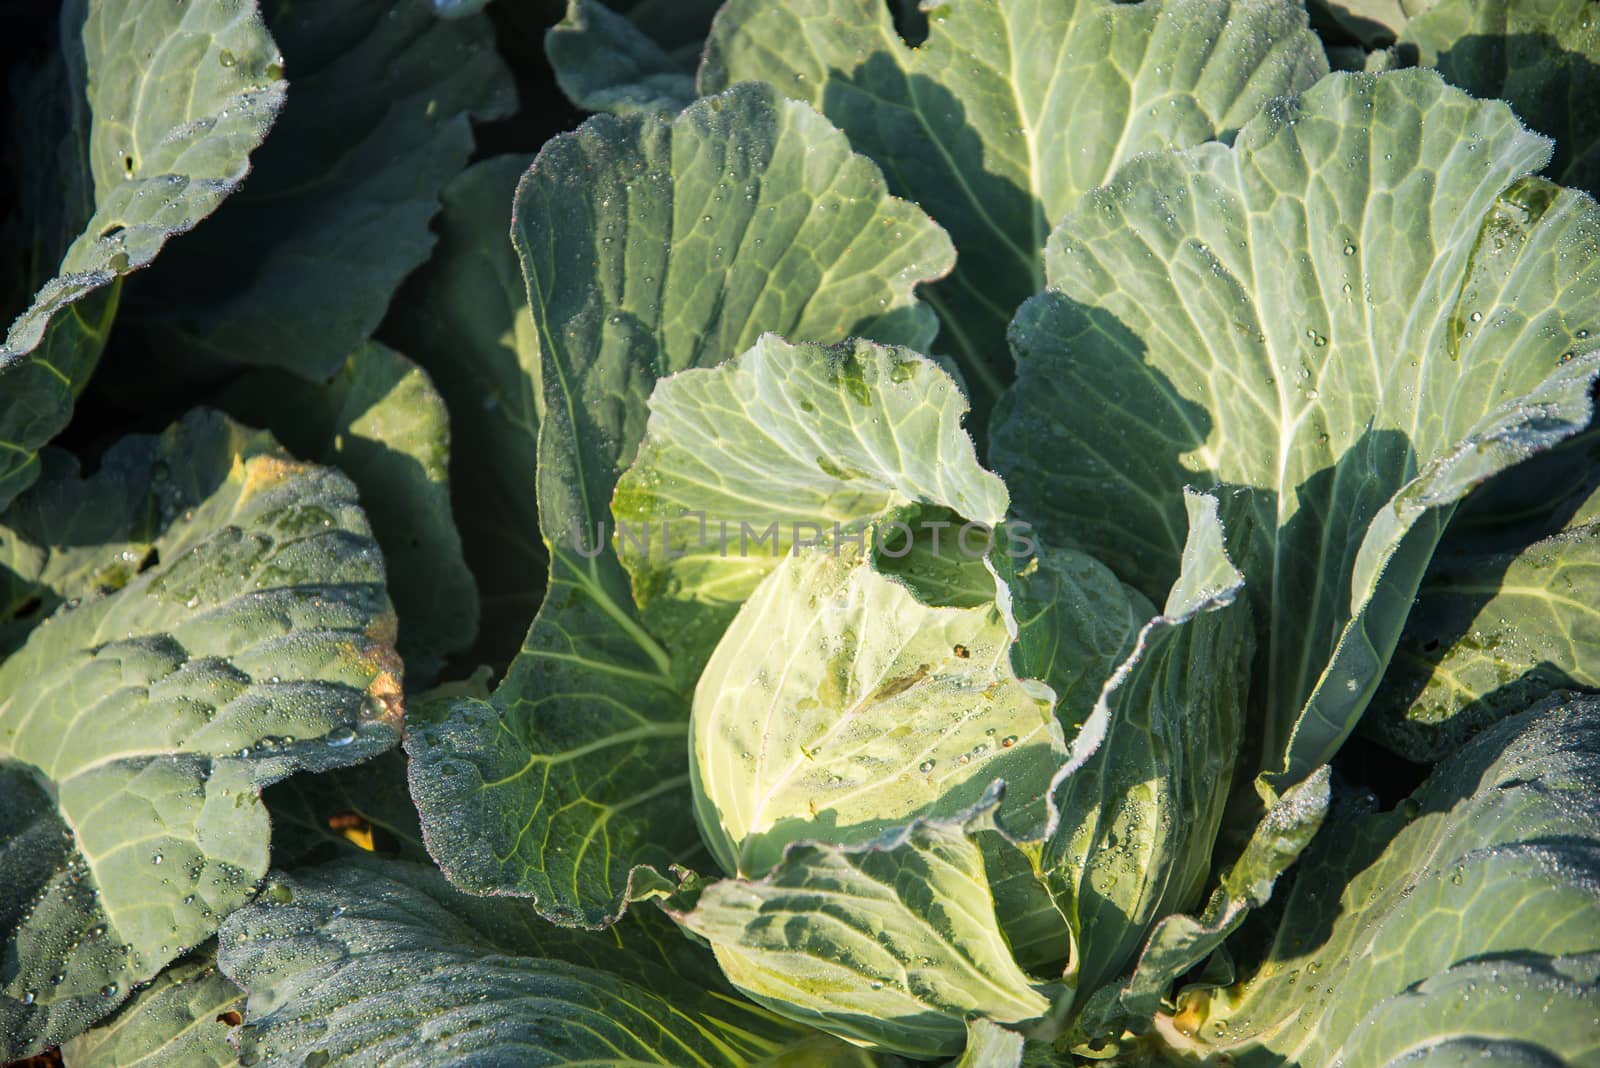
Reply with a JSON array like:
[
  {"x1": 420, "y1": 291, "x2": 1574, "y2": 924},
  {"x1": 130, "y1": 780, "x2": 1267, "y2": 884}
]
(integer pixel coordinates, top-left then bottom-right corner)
[{"x1": 2, "y1": 0, "x2": 1598, "y2": 1065}]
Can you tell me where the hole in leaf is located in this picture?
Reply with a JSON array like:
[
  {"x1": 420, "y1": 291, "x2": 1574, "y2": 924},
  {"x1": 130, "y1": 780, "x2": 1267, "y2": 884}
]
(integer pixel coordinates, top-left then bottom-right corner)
[
  {"x1": 99, "y1": 223, "x2": 126, "y2": 241},
  {"x1": 216, "y1": 1010, "x2": 243, "y2": 1027},
  {"x1": 887, "y1": 0, "x2": 930, "y2": 45},
  {"x1": 136, "y1": 547, "x2": 159, "y2": 574}
]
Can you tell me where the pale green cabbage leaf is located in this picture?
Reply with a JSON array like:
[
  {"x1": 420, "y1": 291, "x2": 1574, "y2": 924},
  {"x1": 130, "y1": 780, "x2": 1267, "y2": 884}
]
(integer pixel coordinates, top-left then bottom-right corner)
[
  {"x1": 691, "y1": 544, "x2": 1062, "y2": 877},
  {"x1": 1368, "y1": 492, "x2": 1600, "y2": 761},
  {"x1": 404, "y1": 83, "x2": 954, "y2": 927},
  {"x1": 992, "y1": 69, "x2": 1600, "y2": 801},
  {"x1": 59, "y1": 947, "x2": 242, "y2": 1068},
  {"x1": 215, "y1": 855, "x2": 835, "y2": 1067},
  {"x1": 1402, "y1": 0, "x2": 1600, "y2": 195},
  {"x1": 669, "y1": 793, "x2": 1053, "y2": 1059},
  {"x1": 614, "y1": 334, "x2": 1007, "y2": 655},
  {"x1": 0, "y1": 409, "x2": 402, "y2": 1057},
  {"x1": 1071, "y1": 766, "x2": 1331, "y2": 1041},
  {"x1": 701, "y1": 0, "x2": 1328, "y2": 413},
  {"x1": 1042, "y1": 491, "x2": 1252, "y2": 998},
  {"x1": 1163, "y1": 692, "x2": 1600, "y2": 1065}
]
